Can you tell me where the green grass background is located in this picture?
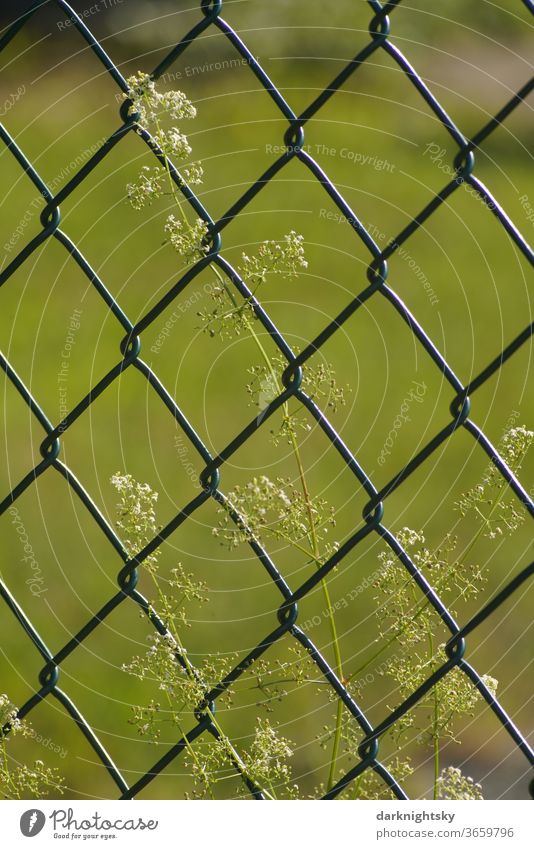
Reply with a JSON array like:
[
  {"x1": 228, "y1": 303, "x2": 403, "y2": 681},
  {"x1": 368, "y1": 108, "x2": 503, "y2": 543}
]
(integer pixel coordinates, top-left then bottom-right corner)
[{"x1": 0, "y1": 0, "x2": 532, "y2": 799}]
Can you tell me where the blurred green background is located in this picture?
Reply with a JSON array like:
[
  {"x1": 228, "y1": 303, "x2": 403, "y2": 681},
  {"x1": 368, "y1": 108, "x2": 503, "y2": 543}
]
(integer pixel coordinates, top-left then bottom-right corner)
[{"x1": 0, "y1": 0, "x2": 532, "y2": 800}]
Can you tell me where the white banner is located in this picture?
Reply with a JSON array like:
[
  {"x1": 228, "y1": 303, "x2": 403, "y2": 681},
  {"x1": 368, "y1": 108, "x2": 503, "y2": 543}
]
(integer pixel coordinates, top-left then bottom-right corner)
[{"x1": 1, "y1": 800, "x2": 533, "y2": 848}]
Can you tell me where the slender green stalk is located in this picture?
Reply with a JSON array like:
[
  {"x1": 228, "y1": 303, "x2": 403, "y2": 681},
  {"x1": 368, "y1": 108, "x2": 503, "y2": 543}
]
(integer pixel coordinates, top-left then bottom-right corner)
[
  {"x1": 148, "y1": 571, "x2": 276, "y2": 799},
  {"x1": 152, "y1": 102, "x2": 346, "y2": 790},
  {"x1": 428, "y1": 631, "x2": 440, "y2": 800},
  {"x1": 346, "y1": 473, "x2": 526, "y2": 688},
  {"x1": 211, "y1": 264, "x2": 346, "y2": 790}
]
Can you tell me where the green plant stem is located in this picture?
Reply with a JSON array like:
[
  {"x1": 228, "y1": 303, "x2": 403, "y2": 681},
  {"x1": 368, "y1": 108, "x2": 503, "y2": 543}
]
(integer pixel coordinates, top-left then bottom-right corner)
[
  {"x1": 454, "y1": 471, "x2": 521, "y2": 568},
  {"x1": 0, "y1": 736, "x2": 16, "y2": 797},
  {"x1": 212, "y1": 264, "x2": 345, "y2": 791},
  {"x1": 145, "y1": 94, "x2": 191, "y2": 231},
  {"x1": 148, "y1": 572, "x2": 276, "y2": 799},
  {"x1": 146, "y1": 576, "x2": 218, "y2": 799},
  {"x1": 252, "y1": 522, "x2": 319, "y2": 562},
  {"x1": 145, "y1": 122, "x2": 344, "y2": 795},
  {"x1": 345, "y1": 579, "x2": 438, "y2": 685},
  {"x1": 346, "y1": 490, "x2": 513, "y2": 687},
  {"x1": 429, "y1": 631, "x2": 440, "y2": 800},
  {"x1": 250, "y1": 677, "x2": 326, "y2": 692}
]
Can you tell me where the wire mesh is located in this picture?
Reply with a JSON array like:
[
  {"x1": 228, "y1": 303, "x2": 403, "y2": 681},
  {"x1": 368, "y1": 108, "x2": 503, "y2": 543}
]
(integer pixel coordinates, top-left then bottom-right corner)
[{"x1": 0, "y1": 0, "x2": 533, "y2": 800}]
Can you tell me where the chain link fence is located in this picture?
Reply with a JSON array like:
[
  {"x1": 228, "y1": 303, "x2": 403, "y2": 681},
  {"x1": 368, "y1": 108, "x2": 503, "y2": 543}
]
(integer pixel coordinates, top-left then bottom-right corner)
[{"x1": 0, "y1": 0, "x2": 533, "y2": 800}]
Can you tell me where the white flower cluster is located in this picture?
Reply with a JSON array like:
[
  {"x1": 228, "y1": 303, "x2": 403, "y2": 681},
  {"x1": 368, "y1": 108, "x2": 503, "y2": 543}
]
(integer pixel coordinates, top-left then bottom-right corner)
[
  {"x1": 152, "y1": 127, "x2": 192, "y2": 160},
  {"x1": 164, "y1": 214, "x2": 209, "y2": 262},
  {"x1": 456, "y1": 424, "x2": 533, "y2": 538},
  {"x1": 126, "y1": 165, "x2": 165, "y2": 210},
  {"x1": 239, "y1": 230, "x2": 308, "y2": 289},
  {"x1": 111, "y1": 472, "x2": 161, "y2": 572},
  {"x1": 481, "y1": 674, "x2": 498, "y2": 698},
  {"x1": 437, "y1": 766, "x2": 483, "y2": 800},
  {"x1": 0, "y1": 693, "x2": 21, "y2": 734},
  {"x1": 215, "y1": 474, "x2": 337, "y2": 564},
  {"x1": 197, "y1": 232, "x2": 308, "y2": 341},
  {"x1": 1, "y1": 693, "x2": 64, "y2": 797},
  {"x1": 124, "y1": 72, "x2": 196, "y2": 125},
  {"x1": 124, "y1": 72, "x2": 208, "y2": 262},
  {"x1": 244, "y1": 718, "x2": 294, "y2": 788},
  {"x1": 182, "y1": 161, "x2": 204, "y2": 185}
]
